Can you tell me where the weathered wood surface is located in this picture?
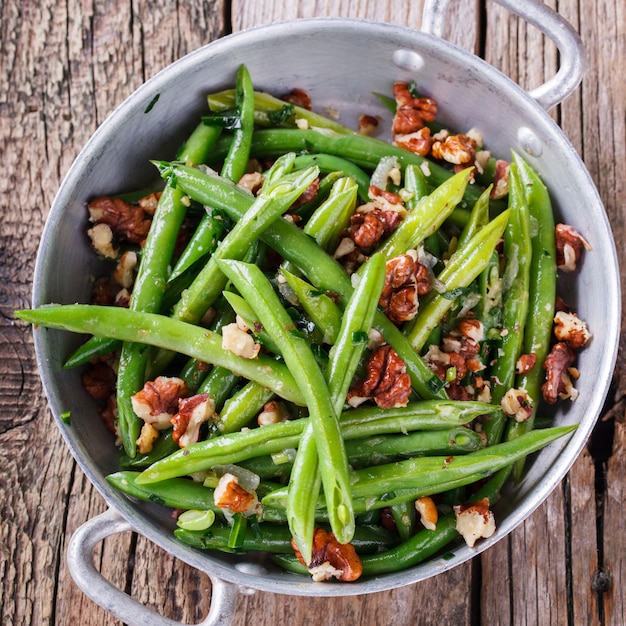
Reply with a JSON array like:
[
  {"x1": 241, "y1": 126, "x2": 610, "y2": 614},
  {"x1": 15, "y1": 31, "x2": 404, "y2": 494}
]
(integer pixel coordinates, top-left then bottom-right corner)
[{"x1": 1, "y1": 0, "x2": 624, "y2": 624}]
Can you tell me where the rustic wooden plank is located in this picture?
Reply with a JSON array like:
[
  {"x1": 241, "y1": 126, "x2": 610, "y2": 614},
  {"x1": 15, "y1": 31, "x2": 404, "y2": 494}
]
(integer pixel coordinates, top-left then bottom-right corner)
[{"x1": 605, "y1": 418, "x2": 626, "y2": 625}]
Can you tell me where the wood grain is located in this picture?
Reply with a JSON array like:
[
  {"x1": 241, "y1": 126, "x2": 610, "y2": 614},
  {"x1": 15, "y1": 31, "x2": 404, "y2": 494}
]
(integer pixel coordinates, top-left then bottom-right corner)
[{"x1": 1, "y1": 0, "x2": 624, "y2": 624}]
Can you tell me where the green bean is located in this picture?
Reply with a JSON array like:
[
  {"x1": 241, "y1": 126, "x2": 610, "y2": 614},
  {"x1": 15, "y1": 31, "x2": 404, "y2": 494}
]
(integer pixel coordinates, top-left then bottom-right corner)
[
  {"x1": 168, "y1": 158, "x2": 319, "y2": 326},
  {"x1": 344, "y1": 426, "x2": 485, "y2": 468},
  {"x1": 116, "y1": 184, "x2": 194, "y2": 456},
  {"x1": 483, "y1": 164, "x2": 532, "y2": 445},
  {"x1": 457, "y1": 185, "x2": 492, "y2": 249},
  {"x1": 281, "y1": 270, "x2": 342, "y2": 345},
  {"x1": 175, "y1": 521, "x2": 399, "y2": 554},
  {"x1": 178, "y1": 77, "x2": 251, "y2": 287},
  {"x1": 327, "y1": 252, "x2": 387, "y2": 414},
  {"x1": 215, "y1": 258, "x2": 355, "y2": 559},
  {"x1": 270, "y1": 513, "x2": 458, "y2": 575},
  {"x1": 405, "y1": 209, "x2": 510, "y2": 353},
  {"x1": 293, "y1": 154, "x2": 370, "y2": 202},
  {"x1": 505, "y1": 152, "x2": 558, "y2": 480},
  {"x1": 298, "y1": 175, "x2": 359, "y2": 252},
  {"x1": 217, "y1": 380, "x2": 275, "y2": 434},
  {"x1": 359, "y1": 512, "x2": 458, "y2": 575},
  {"x1": 207, "y1": 89, "x2": 353, "y2": 135},
  {"x1": 168, "y1": 207, "x2": 226, "y2": 282},
  {"x1": 107, "y1": 470, "x2": 220, "y2": 511},
  {"x1": 220, "y1": 64, "x2": 255, "y2": 183},
  {"x1": 115, "y1": 120, "x2": 223, "y2": 456},
  {"x1": 262, "y1": 425, "x2": 575, "y2": 512},
  {"x1": 63, "y1": 335, "x2": 121, "y2": 369},
  {"x1": 210, "y1": 128, "x2": 491, "y2": 209},
  {"x1": 130, "y1": 399, "x2": 496, "y2": 484},
  {"x1": 16, "y1": 305, "x2": 306, "y2": 405},
  {"x1": 118, "y1": 429, "x2": 179, "y2": 469},
  {"x1": 196, "y1": 364, "x2": 240, "y2": 412},
  {"x1": 288, "y1": 252, "x2": 386, "y2": 561},
  {"x1": 376, "y1": 167, "x2": 472, "y2": 260},
  {"x1": 388, "y1": 500, "x2": 417, "y2": 541}
]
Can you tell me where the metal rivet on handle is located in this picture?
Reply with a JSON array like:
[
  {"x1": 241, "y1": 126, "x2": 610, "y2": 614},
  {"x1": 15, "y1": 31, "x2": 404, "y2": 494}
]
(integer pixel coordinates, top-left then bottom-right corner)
[
  {"x1": 392, "y1": 49, "x2": 425, "y2": 72},
  {"x1": 517, "y1": 126, "x2": 544, "y2": 157}
]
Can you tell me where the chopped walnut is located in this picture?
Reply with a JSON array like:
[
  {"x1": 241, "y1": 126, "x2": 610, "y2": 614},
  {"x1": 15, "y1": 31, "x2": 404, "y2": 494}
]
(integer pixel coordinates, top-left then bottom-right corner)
[
  {"x1": 346, "y1": 207, "x2": 402, "y2": 253},
  {"x1": 91, "y1": 276, "x2": 115, "y2": 306},
  {"x1": 213, "y1": 472, "x2": 261, "y2": 515},
  {"x1": 221, "y1": 322, "x2": 261, "y2": 359},
  {"x1": 238, "y1": 171, "x2": 264, "y2": 195},
  {"x1": 137, "y1": 192, "x2": 162, "y2": 215},
  {"x1": 553, "y1": 310, "x2": 592, "y2": 349},
  {"x1": 490, "y1": 160, "x2": 511, "y2": 199},
  {"x1": 171, "y1": 394, "x2": 217, "y2": 448},
  {"x1": 415, "y1": 496, "x2": 438, "y2": 531},
  {"x1": 358, "y1": 114, "x2": 380, "y2": 135},
  {"x1": 454, "y1": 497, "x2": 496, "y2": 548},
  {"x1": 347, "y1": 344, "x2": 411, "y2": 409},
  {"x1": 131, "y1": 376, "x2": 188, "y2": 430},
  {"x1": 290, "y1": 177, "x2": 320, "y2": 210},
  {"x1": 257, "y1": 400, "x2": 290, "y2": 426},
  {"x1": 82, "y1": 362, "x2": 116, "y2": 400},
  {"x1": 292, "y1": 527, "x2": 363, "y2": 582},
  {"x1": 555, "y1": 224, "x2": 591, "y2": 272},
  {"x1": 87, "y1": 196, "x2": 152, "y2": 244},
  {"x1": 500, "y1": 387, "x2": 534, "y2": 422},
  {"x1": 542, "y1": 341, "x2": 577, "y2": 404},
  {"x1": 87, "y1": 222, "x2": 118, "y2": 259},
  {"x1": 516, "y1": 353, "x2": 538, "y2": 375},
  {"x1": 379, "y1": 253, "x2": 430, "y2": 324},
  {"x1": 114, "y1": 288, "x2": 131, "y2": 308},
  {"x1": 99, "y1": 395, "x2": 118, "y2": 435},
  {"x1": 394, "y1": 126, "x2": 433, "y2": 156},
  {"x1": 136, "y1": 422, "x2": 160, "y2": 454},
  {"x1": 281, "y1": 87, "x2": 312, "y2": 110},
  {"x1": 391, "y1": 82, "x2": 437, "y2": 136},
  {"x1": 431, "y1": 133, "x2": 477, "y2": 166},
  {"x1": 113, "y1": 250, "x2": 138, "y2": 289}
]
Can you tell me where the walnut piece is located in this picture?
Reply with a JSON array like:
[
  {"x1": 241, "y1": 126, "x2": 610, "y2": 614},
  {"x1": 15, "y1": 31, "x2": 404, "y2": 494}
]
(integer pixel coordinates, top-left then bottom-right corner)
[
  {"x1": 87, "y1": 196, "x2": 152, "y2": 244},
  {"x1": 553, "y1": 310, "x2": 592, "y2": 349},
  {"x1": 221, "y1": 322, "x2": 261, "y2": 359},
  {"x1": 82, "y1": 362, "x2": 116, "y2": 400},
  {"x1": 292, "y1": 527, "x2": 363, "y2": 582},
  {"x1": 347, "y1": 344, "x2": 411, "y2": 409},
  {"x1": 454, "y1": 497, "x2": 496, "y2": 548},
  {"x1": 490, "y1": 160, "x2": 511, "y2": 199},
  {"x1": 213, "y1": 472, "x2": 260, "y2": 515},
  {"x1": 113, "y1": 250, "x2": 138, "y2": 289},
  {"x1": 391, "y1": 82, "x2": 437, "y2": 136},
  {"x1": 171, "y1": 393, "x2": 217, "y2": 448},
  {"x1": 500, "y1": 387, "x2": 534, "y2": 423},
  {"x1": 136, "y1": 422, "x2": 160, "y2": 454},
  {"x1": 555, "y1": 223, "x2": 591, "y2": 272},
  {"x1": 131, "y1": 376, "x2": 188, "y2": 430},
  {"x1": 415, "y1": 496, "x2": 438, "y2": 531},
  {"x1": 542, "y1": 341, "x2": 577, "y2": 404},
  {"x1": 257, "y1": 400, "x2": 290, "y2": 426},
  {"x1": 358, "y1": 114, "x2": 380, "y2": 135},
  {"x1": 281, "y1": 87, "x2": 312, "y2": 110},
  {"x1": 394, "y1": 127, "x2": 433, "y2": 156},
  {"x1": 347, "y1": 207, "x2": 402, "y2": 252},
  {"x1": 379, "y1": 253, "x2": 430, "y2": 324},
  {"x1": 431, "y1": 133, "x2": 477, "y2": 166}
]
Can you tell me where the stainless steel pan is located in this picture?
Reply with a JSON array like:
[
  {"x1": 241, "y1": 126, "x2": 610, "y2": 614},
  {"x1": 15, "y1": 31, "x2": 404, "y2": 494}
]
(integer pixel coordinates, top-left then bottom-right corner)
[{"x1": 32, "y1": 0, "x2": 620, "y2": 623}]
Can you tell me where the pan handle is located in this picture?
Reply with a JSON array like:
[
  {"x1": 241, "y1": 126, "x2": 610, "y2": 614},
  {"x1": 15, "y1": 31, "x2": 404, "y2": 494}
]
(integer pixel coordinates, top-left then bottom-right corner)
[
  {"x1": 67, "y1": 508, "x2": 239, "y2": 626},
  {"x1": 421, "y1": 0, "x2": 585, "y2": 111}
]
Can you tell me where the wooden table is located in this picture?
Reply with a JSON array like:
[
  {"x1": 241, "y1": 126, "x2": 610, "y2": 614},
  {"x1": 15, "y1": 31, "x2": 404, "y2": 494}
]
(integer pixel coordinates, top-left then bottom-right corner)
[{"x1": 2, "y1": 0, "x2": 624, "y2": 624}]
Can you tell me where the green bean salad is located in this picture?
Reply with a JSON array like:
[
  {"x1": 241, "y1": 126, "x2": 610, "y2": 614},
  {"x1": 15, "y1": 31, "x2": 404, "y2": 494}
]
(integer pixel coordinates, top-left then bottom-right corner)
[{"x1": 17, "y1": 64, "x2": 593, "y2": 582}]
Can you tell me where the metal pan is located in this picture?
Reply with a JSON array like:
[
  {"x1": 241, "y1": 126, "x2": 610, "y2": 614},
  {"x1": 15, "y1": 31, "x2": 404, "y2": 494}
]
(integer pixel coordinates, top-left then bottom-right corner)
[{"x1": 31, "y1": 1, "x2": 620, "y2": 624}]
